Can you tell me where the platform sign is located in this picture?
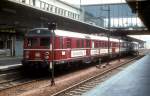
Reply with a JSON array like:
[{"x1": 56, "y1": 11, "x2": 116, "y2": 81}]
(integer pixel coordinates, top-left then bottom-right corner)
[{"x1": 0, "y1": 29, "x2": 16, "y2": 33}]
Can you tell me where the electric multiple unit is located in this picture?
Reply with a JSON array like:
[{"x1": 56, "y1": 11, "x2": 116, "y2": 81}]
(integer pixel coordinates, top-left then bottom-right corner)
[{"x1": 22, "y1": 28, "x2": 139, "y2": 69}]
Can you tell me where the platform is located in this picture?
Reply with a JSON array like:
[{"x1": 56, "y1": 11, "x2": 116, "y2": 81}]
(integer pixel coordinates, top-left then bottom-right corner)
[
  {"x1": 82, "y1": 54, "x2": 150, "y2": 96},
  {"x1": 0, "y1": 57, "x2": 22, "y2": 71}
]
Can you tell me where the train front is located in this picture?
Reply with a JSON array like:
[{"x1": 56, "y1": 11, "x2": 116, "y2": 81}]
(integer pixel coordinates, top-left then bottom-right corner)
[{"x1": 22, "y1": 28, "x2": 52, "y2": 69}]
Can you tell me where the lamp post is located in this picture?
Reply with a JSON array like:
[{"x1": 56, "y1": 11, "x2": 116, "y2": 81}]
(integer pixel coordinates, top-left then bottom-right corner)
[
  {"x1": 100, "y1": 5, "x2": 111, "y2": 65},
  {"x1": 119, "y1": 37, "x2": 121, "y2": 62},
  {"x1": 107, "y1": 5, "x2": 111, "y2": 65},
  {"x1": 48, "y1": 22, "x2": 57, "y2": 86}
]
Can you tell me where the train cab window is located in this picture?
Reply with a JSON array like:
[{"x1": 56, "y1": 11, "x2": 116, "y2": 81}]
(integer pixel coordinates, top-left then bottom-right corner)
[
  {"x1": 66, "y1": 38, "x2": 71, "y2": 48},
  {"x1": 27, "y1": 38, "x2": 38, "y2": 47},
  {"x1": 40, "y1": 38, "x2": 50, "y2": 47},
  {"x1": 86, "y1": 40, "x2": 90, "y2": 48}
]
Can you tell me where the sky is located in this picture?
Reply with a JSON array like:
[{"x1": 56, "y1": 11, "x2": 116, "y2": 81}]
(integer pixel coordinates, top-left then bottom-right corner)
[{"x1": 59, "y1": 0, "x2": 150, "y2": 49}]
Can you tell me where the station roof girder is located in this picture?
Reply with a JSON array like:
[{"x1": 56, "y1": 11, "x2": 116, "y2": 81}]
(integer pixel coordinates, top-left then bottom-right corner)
[
  {"x1": 126, "y1": 0, "x2": 150, "y2": 31},
  {"x1": 0, "y1": 0, "x2": 108, "y2": 34},
  {"x1": 0, "y1": 0, "x2": 145, "y2": 43}
]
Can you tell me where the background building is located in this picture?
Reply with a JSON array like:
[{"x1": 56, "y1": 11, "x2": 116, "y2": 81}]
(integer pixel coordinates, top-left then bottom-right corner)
[
  {"x1": 0, "y1": 0, "x2": 83, "y2": 57},
  {"x1": 82, "y1": 3, "x2": 144, "y2": 29}
]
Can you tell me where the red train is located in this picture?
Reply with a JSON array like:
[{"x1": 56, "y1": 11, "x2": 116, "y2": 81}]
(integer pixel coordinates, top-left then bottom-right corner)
[{"x1": 22, "y1": 28, "x2": 139, "y2": 69}]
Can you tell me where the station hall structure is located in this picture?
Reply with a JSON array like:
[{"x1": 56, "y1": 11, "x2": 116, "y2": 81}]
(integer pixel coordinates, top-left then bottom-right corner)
[
  {"x1": 0, "y1": 0, "x2": 146, "y2": 57},
  {"x1": 0, "y1": 0, "x2": 150, "y2": 96}
]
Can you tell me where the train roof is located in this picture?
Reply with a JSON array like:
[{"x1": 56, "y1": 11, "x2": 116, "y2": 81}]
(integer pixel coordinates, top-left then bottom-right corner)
[
  {"x1": 55, "y1": 30, "x2": 119, "y2": 42},
  {"x1": 29, "y1": 28, "x2": 120, "y2": 42}
]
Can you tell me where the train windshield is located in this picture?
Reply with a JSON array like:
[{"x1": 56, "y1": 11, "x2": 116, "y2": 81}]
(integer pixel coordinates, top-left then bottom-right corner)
[
  {"x1": 27, "y1": 38, "x2": 38, "y2": 47},
  {"x1": 40, "y1": 38, "x2": 50, "y2": 47},
  {"x1": 26, "y1": 29, "x2": 51, "y2": 48}
]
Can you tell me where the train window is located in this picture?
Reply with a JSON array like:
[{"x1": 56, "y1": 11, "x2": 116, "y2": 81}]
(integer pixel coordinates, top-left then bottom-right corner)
[
  {"x1": 101, "y1": 41, "x2": 104, "y2": 48},
  {"x1": 86, "y1": 40, "x2": 90, "y2": 48},
  {"x1": 60, "y1": 37, "x2": 63, "y2": 49},
  {"x1": 104, "y1": 42, "x2": 107, "y2": 47},
  {"x1": 114, "y1": 43, "x2": 116, "y2": 47},
  {"x1": 116, "y1": 43, "x2": 118, "y2": 47},
  {"x1": 110, "y1": 42, "x2": 112, "y2": 47},
  {"x1": 66, "y1": 38, "x2": 71, "y2": 48},
  {"x1": 124, "y1": 43, "x2": 127, "y2": 47},
  {"x1": 40, "y1": 38, "x2": 50, "y2": 47},
  {"x1": 110, "y1": 42, "x2": 113, "y2": 47},
  {"x1": 102, "y1": 41, "x2": 105, "y2": 48},
  {"x1": 94, "y1": 41, "x2": 99, "y2": 48},
  {"x1": 121, "y1": 43, "x2": 123, "y2": 47},
  {"x1": 99, "y1": 41, "x2": 101, "y2": 47},
  {"x1": 27, "y1": 38, "x2": 38, "y2": 47},
  {"x1": 77, "y1": 40, "x2": 80, "y2": 48},
  {"x1": 81, "y1": 39, "x2": 84, "y2": 48}
]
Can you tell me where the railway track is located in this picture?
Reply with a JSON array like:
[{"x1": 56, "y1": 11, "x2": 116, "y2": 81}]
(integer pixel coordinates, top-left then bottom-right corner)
[
  {"x1": 52, "y1": 55, "x2": 143, "y2": 96},
  {"x1": 0, "y1": 55, "x2": 143, "y2": 96},
  {"x1": 0, "y1": 68, "x2": 26, "y2": 90},
  {"x1": 0, "y1": 68, "x2": 49, "y2": 91}
]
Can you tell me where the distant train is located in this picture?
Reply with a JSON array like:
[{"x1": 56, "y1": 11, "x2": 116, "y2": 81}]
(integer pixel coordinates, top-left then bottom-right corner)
[{"x1": 22, "y1": 28, "x2": 139, "y2": 69}]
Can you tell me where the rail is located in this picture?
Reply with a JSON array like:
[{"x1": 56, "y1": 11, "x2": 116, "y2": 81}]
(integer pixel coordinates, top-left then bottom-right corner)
[{"x1": 52, "y1": 55, "x2": 143, "y2": 96}]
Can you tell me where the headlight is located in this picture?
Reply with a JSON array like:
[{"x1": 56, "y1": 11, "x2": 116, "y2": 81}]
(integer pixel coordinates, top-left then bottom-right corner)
[
  {"x1": 45, "y1": 55, "x2": 49, "y2": 59},
  {"x1": 25, "y1": 51, "x2": 29, "y2": 59},
  {"x1": 25, "y1": 51, "x2": 29, "y2": 55},
  {"x1": 35, "y1": 52, "x2": 40, "y2": 57},
  {"x1": 25, "y1": 55, "x2": 29, "y2": 59},
  {"x1": 45, "y1": 52, "x2": 49, "y2": 55},
  {"x1": 44, "y1": 52, "x2": 49, "y2": 59}
]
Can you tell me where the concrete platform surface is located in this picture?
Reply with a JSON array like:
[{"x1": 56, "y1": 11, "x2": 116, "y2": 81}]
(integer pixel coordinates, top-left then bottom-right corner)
[
  {"x1": 82, "y1": 55, "x2": 150, "y2": 96},
  {"x1": 0, "y1": 56, "x2": 22, "y2": 71}
]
